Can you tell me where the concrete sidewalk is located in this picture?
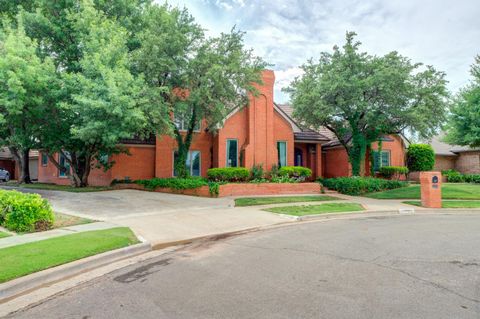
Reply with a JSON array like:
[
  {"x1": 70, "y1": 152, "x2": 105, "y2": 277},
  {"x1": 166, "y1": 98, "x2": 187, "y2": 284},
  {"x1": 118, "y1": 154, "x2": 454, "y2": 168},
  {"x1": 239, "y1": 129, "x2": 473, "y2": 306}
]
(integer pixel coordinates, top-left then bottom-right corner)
[{"x1": 0, "y1": 222, "x2": 119, "y2": 249}]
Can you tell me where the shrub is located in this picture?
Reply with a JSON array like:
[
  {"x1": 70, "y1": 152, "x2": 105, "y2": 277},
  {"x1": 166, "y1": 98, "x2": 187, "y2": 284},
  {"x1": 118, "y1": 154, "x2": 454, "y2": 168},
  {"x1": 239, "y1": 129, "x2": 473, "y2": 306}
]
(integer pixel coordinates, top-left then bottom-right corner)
[
  {"x1": 0, "y1": 190, "x2": 55, "y2": 232},
  {"x1": 442, "y1": 169, "x2": 464, "y2": 183},
  {"x1": 465, "y1": 174, "x2": 480, "y2": 183},
  {"x1": 207, "y1": 167, "x2": 250, "y2": 182},
  {"x1": 136, "y1": 177, "x2": 208, "y2": 190},
  {"x1": 406, "y1": 144, "x2": 435, "y2": 172},
  {"x1": 321, "y1": 177, "x2": 408, "y2": 195},
  {"x1": 378, "y1": 166, "x2": 409, "y2": 180},
  {"x1": 278, "y1": 166, "x2": 312, "y2": 179},
  {"x1": 251, "y1": 164, "x2": 264, "y2": 180}
]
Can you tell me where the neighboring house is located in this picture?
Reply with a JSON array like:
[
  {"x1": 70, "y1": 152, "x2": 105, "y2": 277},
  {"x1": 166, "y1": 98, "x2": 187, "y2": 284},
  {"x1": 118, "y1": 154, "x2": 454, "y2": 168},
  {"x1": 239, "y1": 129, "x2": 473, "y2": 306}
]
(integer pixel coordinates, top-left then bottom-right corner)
[
  {"x1": 430, "y1": 135, "x2": 480, "y2": 174},
  {"x1": 0, "y1": 148, "x2": 39, "y2": 180},
  {"x1": 37, "y1": 70, "x2": 407, "y2": 186}
]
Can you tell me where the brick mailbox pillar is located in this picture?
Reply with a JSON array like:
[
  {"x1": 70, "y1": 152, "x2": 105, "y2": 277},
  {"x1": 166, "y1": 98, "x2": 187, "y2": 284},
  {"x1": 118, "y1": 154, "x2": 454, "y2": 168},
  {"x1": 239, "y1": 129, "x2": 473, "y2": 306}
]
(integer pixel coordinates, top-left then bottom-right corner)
[{"x1": 420, "y1": 171, "x2": 442, "y2": 208}]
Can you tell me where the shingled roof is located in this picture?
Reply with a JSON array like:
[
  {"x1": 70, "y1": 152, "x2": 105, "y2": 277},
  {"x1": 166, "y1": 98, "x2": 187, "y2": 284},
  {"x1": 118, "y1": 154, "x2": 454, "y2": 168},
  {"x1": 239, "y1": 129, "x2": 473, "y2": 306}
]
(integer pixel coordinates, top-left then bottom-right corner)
[{"x1": 275, "y1": 104, "x2": 331, "y2": 143}]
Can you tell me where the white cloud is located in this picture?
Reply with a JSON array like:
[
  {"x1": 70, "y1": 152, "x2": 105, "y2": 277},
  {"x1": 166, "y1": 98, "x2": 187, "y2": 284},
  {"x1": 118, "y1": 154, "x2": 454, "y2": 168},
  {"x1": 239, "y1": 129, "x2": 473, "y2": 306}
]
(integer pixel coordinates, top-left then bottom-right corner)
[{"x1": 162, "y1": 0, "x2": 480, "y2": 103}]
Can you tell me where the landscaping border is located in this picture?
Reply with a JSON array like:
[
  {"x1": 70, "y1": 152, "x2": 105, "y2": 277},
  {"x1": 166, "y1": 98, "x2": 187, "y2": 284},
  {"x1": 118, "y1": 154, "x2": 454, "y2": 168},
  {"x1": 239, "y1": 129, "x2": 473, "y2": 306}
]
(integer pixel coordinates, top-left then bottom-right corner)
[{"x1": 114, "y1": 182, "x2": 321, "y2": 197}]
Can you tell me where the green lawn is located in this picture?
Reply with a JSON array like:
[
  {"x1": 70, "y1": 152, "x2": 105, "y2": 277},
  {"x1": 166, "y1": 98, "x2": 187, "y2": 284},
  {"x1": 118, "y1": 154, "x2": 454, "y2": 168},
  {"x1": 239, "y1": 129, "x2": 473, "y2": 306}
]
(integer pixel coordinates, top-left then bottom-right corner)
[
  {"x1": 0, "y1": 227, "x2": 139, "y2": 283},
  {"x1": 264, "y1": 203, "x2": 364, "y2": 216},
  {"x1": 365, "y1": 184, "x2": 480, "y2": 200},
  {"x1": 0, "y1": 231, "x2": 11, "y2": 239},
  {"x1": 235, "y1": 195, "x2": 339, "y2": 207},
  {"x1": 404, "y1": 200, "x2": 480, "y2": 208},
  {"x1": 4, "y1": 182, "x2": 112, "y2": 192}
]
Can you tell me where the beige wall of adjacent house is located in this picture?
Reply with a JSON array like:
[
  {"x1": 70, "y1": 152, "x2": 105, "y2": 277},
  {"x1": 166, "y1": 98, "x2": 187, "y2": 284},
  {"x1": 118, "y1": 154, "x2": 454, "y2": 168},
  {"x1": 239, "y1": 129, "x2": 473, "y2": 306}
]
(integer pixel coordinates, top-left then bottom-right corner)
[
  {"x1": 434, "y1": 155, "x2": 456, "y2": 171},
  {"x1": 455, "y1": 151, "x2": 480, "y2": 174}
]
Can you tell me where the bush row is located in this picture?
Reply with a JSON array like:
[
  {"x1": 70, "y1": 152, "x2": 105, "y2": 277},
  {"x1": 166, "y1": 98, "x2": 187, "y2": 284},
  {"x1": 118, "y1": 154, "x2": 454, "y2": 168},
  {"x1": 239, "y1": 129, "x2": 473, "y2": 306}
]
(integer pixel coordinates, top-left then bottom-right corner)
[
  {"x1": 378, "y1": 166, "x2": 409, "y2": 180},
  {"x1": 0, "y1": 190, "x2": 55, "y2": 232},
  {"x1": 442, "y1": 170, "x2": 480, "y2": 183},
  {"x1": 207, "y1": 166, "x2": 312, "y2": 182},
  {"x1": 320, "y1": 177, "x2": 408, "y2": 195},
  {"x1": 136, "y1": 177, "x2": 208, "y2": 190}
]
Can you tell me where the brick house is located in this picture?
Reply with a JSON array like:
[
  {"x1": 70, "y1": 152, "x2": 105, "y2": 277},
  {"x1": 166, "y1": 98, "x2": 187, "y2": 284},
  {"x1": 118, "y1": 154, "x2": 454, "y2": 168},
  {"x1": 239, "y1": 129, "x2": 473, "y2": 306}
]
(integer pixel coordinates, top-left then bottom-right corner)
[
  {"x1": 430, "y1": 135, "x2": 480, "y2": 174},
  {"x1": 37, "y1": 70, "x2": 406, "y2": 186}
]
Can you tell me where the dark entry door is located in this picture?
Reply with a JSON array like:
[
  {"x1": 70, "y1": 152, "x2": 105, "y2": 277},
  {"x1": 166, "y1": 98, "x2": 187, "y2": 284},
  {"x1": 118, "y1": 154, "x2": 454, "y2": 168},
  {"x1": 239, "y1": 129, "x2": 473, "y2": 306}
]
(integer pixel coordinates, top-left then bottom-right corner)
[{"x1": 294, "y1": 148, "x2": 303, "y2": 166}]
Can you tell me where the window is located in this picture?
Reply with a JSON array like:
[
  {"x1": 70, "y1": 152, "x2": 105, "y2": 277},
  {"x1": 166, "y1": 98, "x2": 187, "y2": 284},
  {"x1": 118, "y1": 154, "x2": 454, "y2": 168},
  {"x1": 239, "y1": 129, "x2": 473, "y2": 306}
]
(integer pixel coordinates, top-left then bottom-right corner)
[
  {"x1": 277, "y1": 141, "x2": 287, "y2": 167},
  {"x1": 58, "y1": 153, "x2": 71, "y2": 177},
  {"x1": 41, "y1": 153, "x2": 48, "y2": 166},
  {"x1": 226, "y1": 139, "x2": 238, "y2": 167},
  {"x1": 174, "y1": 112, "x2": 201, "y2": 132},
  {"x1": 373, "y1": 150, "x2": 390, "y2": 171},
  {"x1": 173, "y1": 151, "x2": 201, "y2": 176}
]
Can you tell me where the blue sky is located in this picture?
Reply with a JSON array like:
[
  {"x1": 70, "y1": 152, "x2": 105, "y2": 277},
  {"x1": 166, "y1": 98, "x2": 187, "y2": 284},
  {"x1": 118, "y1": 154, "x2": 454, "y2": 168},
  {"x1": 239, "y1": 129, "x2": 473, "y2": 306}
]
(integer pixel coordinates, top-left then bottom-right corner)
[{"x1": 162, "y1": 0, "x2": 480, "y2": 103}]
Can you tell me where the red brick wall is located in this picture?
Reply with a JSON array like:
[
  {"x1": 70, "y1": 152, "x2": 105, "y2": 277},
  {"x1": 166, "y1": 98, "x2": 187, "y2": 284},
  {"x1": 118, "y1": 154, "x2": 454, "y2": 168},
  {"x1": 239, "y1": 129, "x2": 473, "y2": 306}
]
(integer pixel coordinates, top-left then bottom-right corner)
[
  {"x1": 155, "y1": 126, "x2": 213, "y2": 178},
  {"x1": 434, "y1": 155, "x2": 456, "y2": 172},
  {"x1": 273, "y1": 110, "x2": 295, "y2": 167},
  {"x1": 37, "y1": 145, "x2": 155, "y2": 186},
  {"x1": 323, "y1": 135, "x2": 406, "y2": 178}
]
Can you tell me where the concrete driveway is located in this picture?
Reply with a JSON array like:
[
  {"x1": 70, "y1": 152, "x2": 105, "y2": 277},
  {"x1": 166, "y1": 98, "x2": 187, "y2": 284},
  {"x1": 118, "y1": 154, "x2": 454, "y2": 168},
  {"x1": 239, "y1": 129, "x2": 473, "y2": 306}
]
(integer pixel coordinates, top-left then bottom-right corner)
[
  {"x1": 5, "y1": 188, "x2": 289, "y2": 245},
  {"x1": 10, "y1": 213, "x2": 480, "y2": 319}
]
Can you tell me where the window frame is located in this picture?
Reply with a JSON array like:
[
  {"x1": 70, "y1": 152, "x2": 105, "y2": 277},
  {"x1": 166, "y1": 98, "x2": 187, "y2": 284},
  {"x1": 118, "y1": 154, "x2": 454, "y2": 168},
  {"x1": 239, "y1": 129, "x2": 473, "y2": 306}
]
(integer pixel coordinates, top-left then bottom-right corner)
[
  {"x1": 41, "y1": 153, "x2": 48, "y2": 166},
  {"x1": 172, "y1": 150, "x2": 202, "y2": 177},
  {"x1": 277, "y1": 141, "x2": 287, "y2": 168},
  {"x1": 174, "y1": 112, "x2": 201, "y2": 132},
  {"x1": 58, "y1": 153, "x2": 71, "y2": 178},
  {"x1": 226, "y1": 139, "x2": 239, "y2": 167},
  {"x1": 373, "y1": 150, "x2": 391, "y2": 172}
]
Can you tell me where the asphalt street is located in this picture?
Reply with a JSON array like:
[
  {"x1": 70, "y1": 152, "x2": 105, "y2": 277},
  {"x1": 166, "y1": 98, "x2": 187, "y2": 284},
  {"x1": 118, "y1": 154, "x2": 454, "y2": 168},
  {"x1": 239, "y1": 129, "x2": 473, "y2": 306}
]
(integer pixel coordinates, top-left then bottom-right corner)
[{"x1": 6, "y1": 213, "x2": 480, "y2": 319}]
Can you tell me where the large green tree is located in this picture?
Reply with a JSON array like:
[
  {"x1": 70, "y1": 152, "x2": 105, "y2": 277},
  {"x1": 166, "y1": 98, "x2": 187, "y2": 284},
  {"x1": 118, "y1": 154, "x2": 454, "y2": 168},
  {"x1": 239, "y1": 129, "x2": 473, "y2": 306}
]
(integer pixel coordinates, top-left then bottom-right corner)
[
  {"x1": 36, "y1": 1, "x2": 165, "y2": 187},
  {"x1": 134, "y1": 5, "x2": 267, "y2": 178},
  {"x1": 0, "y1": 0, "x2": 169, "y2": 187},
  {"x1": 0, "y1": 19, "x2": 57, "y2": 183},
  {"x1": 444, "y1": 56, "x2": 480, "y2": 148},
  {"x1": 286, "y1": 32, "x2": 449, "y2": 176}
]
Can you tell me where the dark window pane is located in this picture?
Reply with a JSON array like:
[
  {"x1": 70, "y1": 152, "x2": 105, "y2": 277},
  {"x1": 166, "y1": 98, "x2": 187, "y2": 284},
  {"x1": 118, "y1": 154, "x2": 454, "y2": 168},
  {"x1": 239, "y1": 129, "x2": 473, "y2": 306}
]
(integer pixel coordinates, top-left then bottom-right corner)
[
  {"x1": 277, "y1": 142, "x2": 287, "y2": 167},
  {"x1": 227, "y1": 139, "x2": 238, "y2": 167}
]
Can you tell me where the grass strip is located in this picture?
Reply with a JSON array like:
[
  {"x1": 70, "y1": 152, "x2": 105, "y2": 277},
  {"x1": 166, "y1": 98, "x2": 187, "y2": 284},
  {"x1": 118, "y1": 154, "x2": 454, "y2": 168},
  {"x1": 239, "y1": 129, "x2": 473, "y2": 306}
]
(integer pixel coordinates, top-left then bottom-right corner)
[
  {"x1": 235, "y1": 195, "x2": 339, "y2": 207},
  {"x1": 264, "y1": 203, "x2": 364, "y2": 216},
  {"x1": 403, "y1": 200, "x2": 480, "y2": 208},
  {"x1": 365, "y1": 184, "x2": 480, "y2": 200},
  {"x1": 0, "y1": 227, "x2": 138, "y2": 283}
]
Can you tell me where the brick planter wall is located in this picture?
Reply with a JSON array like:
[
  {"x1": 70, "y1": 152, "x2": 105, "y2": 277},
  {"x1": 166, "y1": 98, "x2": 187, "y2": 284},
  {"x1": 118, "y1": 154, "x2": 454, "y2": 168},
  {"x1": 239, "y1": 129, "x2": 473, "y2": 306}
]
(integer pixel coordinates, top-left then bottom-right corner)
[{"x1": 114, "y1": 182, "x2": 321, "y2": 197}]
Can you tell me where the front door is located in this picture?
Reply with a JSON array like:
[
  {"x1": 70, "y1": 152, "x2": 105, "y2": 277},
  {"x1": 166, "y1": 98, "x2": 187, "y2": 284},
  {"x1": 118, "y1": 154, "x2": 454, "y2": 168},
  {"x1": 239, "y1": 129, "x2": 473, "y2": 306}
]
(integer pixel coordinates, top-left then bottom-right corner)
[{"x1": 294, "y1": 148, "x2": 303, "y2": 166}]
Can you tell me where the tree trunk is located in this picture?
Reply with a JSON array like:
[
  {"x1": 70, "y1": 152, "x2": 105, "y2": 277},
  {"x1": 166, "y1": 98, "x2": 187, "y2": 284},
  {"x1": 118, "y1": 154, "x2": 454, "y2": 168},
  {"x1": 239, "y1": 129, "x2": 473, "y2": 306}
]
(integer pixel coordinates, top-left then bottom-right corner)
[
  {"x1": 173, "y1": 107, "x2": 198, "y2": 178},
  {"x1": 47, "y1": 151, "x2": 92, "y2": 187},
  {"x1": 349, "y1": 132, "x2": 367, "y2": 176},
  {"x1": 9, "y1": 147, "x2": 31, "y2": 184}
]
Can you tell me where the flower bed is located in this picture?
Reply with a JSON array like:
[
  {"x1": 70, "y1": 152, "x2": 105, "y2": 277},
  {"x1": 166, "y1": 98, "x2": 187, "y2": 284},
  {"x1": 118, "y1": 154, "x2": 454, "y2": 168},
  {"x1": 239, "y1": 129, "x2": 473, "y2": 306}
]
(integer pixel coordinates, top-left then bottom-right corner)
[{"x1": 114, "y1": 182, "x2": 321, "y2": 197}]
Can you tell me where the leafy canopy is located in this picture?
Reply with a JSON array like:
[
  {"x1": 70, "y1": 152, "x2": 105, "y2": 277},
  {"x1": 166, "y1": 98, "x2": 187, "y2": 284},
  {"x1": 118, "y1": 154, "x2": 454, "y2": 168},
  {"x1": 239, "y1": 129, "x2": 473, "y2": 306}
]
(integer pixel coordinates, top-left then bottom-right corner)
[
  {"x1": 444, "y1": 56, "x2": 480, "y2": 148},
  {"x1": 286, "y1": 32, "x2": 448, "y2": 175}
]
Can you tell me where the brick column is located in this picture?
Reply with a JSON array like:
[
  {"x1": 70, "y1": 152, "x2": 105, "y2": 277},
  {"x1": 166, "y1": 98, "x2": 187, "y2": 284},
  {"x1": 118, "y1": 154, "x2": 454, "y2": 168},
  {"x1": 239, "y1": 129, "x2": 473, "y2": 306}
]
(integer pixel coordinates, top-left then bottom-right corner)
[{"x1": 420, "y1": 171, "x2": 442, "y2": 208}]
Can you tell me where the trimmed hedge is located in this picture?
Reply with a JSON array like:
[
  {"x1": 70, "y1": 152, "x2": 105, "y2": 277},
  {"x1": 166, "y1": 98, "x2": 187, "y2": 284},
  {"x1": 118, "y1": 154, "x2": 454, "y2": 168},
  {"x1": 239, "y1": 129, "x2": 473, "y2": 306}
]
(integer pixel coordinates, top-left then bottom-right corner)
[
  {"x1": 442, "y1": 170, "x2": 480, "y2": 183},
  {"x1": 321, "y1": 177, "x2": 408, "y2": 195},
  {"x1": 406, "y1": 144, "x2": 435, "y2": 172},
  {"x1": 278, "y1": 166, "x2": 312, "y2": 178},
  {"x1": 378, "y1": 166, "x2": 409, "y2": 180},
  {"x1": 207, "y1": 167, "x2": 250, "y2": 182},
  {"x1": 0, "y1": 190, "x2": 55, "y2": 232},
  {"x1": 136, "y1": 177, "x2": 208, "y2": 190}
]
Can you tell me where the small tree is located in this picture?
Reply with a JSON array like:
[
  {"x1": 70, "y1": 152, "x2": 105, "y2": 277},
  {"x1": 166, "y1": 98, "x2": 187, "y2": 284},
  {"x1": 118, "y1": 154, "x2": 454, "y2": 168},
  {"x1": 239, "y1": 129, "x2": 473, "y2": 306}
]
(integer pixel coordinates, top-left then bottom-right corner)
[
  {"x1": 406, "y1": 144, "x2": 435, "y2": 172},
  {"x1": 0, "y1": 19, "x2": 57, "y2": 183},
  {"x1": 286, "y1": 32, "x2": 449, "y2": 176},
  {"x1": 444, "y1": 56, "x2": 480, "y2": 148},
  {"x1": 134, "y1": 5, "x2": 267, "y2": 178}
]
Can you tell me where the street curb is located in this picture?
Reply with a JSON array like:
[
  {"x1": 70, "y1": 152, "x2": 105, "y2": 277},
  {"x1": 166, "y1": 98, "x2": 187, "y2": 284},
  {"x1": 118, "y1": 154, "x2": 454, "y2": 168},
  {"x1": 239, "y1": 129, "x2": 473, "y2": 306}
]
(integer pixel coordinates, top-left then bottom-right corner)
[{"x1": 0, "y1": 242, "x2": 151, "y2": 304}]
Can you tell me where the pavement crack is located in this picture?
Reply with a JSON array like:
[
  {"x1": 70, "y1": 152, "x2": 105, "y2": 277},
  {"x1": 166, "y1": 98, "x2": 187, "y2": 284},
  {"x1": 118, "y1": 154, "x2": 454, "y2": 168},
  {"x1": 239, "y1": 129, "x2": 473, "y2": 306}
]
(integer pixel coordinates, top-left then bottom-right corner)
[{"x1": 226, "y1": 242, "x2": 480, "y2": 304}]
